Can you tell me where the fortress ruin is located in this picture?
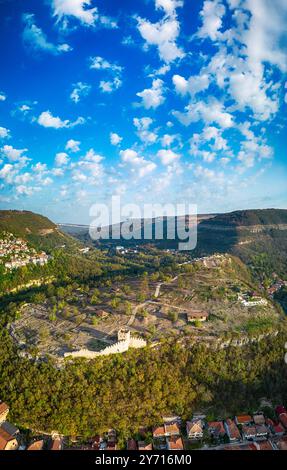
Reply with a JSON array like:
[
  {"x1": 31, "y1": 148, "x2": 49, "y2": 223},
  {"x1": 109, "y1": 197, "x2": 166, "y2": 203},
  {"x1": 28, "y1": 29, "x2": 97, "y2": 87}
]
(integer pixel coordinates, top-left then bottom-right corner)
[{"x1": 64, "y1": 329, "x2": 147, "y2": 360}]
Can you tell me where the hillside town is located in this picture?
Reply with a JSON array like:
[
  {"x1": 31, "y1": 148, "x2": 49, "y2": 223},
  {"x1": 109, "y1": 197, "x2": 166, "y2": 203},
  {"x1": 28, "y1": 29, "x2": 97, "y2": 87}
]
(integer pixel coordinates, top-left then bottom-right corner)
[
  {"x1": 1, "y1": 399, "x2": 287, "y2": 451},
  {"x1": 0, "y1": 232, "x2": 49, "y2": 270}
]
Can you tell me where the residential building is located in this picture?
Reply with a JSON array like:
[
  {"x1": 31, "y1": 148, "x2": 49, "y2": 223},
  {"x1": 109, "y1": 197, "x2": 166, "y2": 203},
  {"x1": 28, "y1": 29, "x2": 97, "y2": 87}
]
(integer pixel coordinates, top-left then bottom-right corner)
[
  {"x1": 167, "y1": 436, "x2": 184, "y2": 450},
  {"x1": 186, "y1": 419, "x2": 204, "y2": 439},
  {"x1": 208, "y1": 421, "x2": 226, "y2": 438},
  {"x1": 138, "y1": 441, "x2": 153, "y2": 450},
  {"x1": 186, "y1": 310, "x2": 209, "y2": 323},
  {"x1": 235, "y1": 415, "x2": 252, "y2": 426},
  {"x1": 49, "y1": 438, "x2": 63, "y2": 450},
  {"x1": 242, "y1": 425, "x2": 257, "y2": 440},
  {"x1": 224, "y1": 419, "x2": 241, "y2": 441},
  {"x1": 0, "y1": 427, "x2": 18, "y2": 451},
  {"x1": 27, "y1": 440, "x2": 44, "y2": 451},
  {"x1": 153, "y1": 425, "x2": 166, "y2": 439}
]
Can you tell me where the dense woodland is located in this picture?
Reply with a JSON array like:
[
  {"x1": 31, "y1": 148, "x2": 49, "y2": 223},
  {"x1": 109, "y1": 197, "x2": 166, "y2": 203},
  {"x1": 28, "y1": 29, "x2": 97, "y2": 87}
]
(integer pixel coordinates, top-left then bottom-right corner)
[{"x1": 0, "y1": 324, "x2": 287, "y2": 445}]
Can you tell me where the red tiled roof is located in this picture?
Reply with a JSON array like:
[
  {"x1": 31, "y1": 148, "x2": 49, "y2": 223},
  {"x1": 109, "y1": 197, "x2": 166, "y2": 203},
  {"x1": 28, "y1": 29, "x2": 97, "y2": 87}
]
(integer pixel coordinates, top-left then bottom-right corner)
[
  {"x1": 50, "y1": 439, "x2": 62, "y2": 450},
  {"x1": 225, "y1": 419, "x2": 241, "y2": 440},
  {"x1": 153, "y1": 425, "x2": 165, "y2": 437},
  {"x1": 208, "y1": 421, "x2": 225, "y2": 435},
  {"x1": 27, "y1": 440, "x2": 44, "y2": 451},
  {"x1": 236, "y1": 415, "x2": 252, "y2": 424},
  {"x1": 138, "y1": 441, "x2": 153, "y2": 450},
  {"x1": 164, "y1": 422, "x2": 180, "y2": 435},
  {"x1": 168, "y1": 436, "x2": 184, "y2": 450},
  {"x1": 257, "y1": 441, "x2": 273, "y2": 451},
  {"x1": 0, "y1": 427, "x2": 14, "y2": 450},
  {"x1": 277, "y1": 437, "x2": 287, "y2": 451}
]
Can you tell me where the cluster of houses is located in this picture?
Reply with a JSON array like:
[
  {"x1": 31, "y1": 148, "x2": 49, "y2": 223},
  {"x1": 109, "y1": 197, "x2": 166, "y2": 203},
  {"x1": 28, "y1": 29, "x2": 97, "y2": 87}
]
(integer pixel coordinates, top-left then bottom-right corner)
[
  {"x1": 238, "y1": 292, "x2": 268, "y2": 307},
  {"x1": 0, "y1": 231, "x2": 49, "y2": 270},
  {"x1": 267, "y1": 279, "x2": 286, "y2": 298},
  {"x1": 127, "y1": 407, "x2": 287, "y2": 451},
  {"x1": 1, "y1": 399, "x2": 287, "y2": 451}
]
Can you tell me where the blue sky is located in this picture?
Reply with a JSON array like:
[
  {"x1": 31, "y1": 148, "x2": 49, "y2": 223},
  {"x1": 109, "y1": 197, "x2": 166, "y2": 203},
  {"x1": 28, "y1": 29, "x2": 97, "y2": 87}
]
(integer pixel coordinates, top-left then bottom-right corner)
[{"x1": 0, "y1": 0, "x2": 286, "y2": 223}]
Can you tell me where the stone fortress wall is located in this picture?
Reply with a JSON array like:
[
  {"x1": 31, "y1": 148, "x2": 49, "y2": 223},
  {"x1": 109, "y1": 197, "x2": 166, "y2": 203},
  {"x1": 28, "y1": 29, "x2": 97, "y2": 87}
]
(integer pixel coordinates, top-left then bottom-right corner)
[{"x1": 64, "y1": 328, "x2": 147, "y2": 359}]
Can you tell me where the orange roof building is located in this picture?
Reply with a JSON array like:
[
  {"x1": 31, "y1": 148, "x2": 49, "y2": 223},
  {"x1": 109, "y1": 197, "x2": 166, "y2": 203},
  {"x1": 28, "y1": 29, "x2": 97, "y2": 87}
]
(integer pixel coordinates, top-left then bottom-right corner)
[{"x1": 167, "y1": 436, "x2": 184, "y2": 450}]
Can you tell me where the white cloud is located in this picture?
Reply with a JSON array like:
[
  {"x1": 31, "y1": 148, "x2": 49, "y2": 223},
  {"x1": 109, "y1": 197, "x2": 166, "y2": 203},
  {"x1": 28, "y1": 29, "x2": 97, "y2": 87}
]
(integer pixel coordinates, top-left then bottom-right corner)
[
  {"x1": 160, "y1": 134, "x2": 177, "y2": 147},
  {"x1": 173, "y1": 98, "x2": 233, "y2": 128},
  {"x1": 1, "y1": 145, "x2": 28, "y2": 162},
  {"x1": 137, "y1": 79, "x2": 165, "y2": 109},
  {"x1": 89, "y1": 56, "x2": 122, "y2": 73},
  {"x1": 37, "y1": 110, "x2": 85, "y2": 129},
  {"x1": 65, "y1": 139, "x2": 80, "y2": 152},
  {"x1": 22, "y1": 13, "x2": 72, "y2": 55},
  {"x1": 197, "y1": 0, "x2": 226, "y2": 41},
  {"x1": 99, "y1": 78, "x2": 122, "y2": 93},
  {"x1": 0, "y1": 127, "x2": 10, "y2": 139},
  {"x1": 173, "y1": 73, "x2": 210, "y2": 96},
  {"x1": 0, "y1": 93, "x2": 6, "y2": 101},
  {"x1": 55, "y1": 152, "x2": 69, "y2": 166},
  {"x1": 133, "y1": 117, "x2": 157, "y2": 144},
  {"x1": 137, "y1": 15, "x2": 184, "y2": 63},
  {"x1": 70, "y1": 82, "x2": 91, "y2": 103},
  {"x1": 110, "y1": 132, "x2": 122, "y2": 146},
  {"x1": 244, "y1": 0, "x2": 287, "y2": 75},
  {"x1": 32, "y1": 162, "x2": 47, "y2": 173},
  {"x1": 172, "y1": 75, "x2": 188, "y2": 95},
  {"x1": 90, "y1": 56, "x2": 123, "y2": 93},
  {"x1": 229, "y1": 71, "x2": 278, "y2": 120},
  {"x1": 157, "y1": 148, "x2": 180, "y2": 165},
  {"x1": 72, "y1": 170, "x2": 87, "y2": 182},
  {"x1": 120, "y1": 148, "x2": 157, "y2": 177},
  {"x1": 0, "y1": 164, "x2": 14, "y2": 181},
  {"x1": 51, "y1": 0, "x2": 117, "y2": 28},
  {"x1": 18, "y1": 104, "x2": 32, "y2": 113},
  {"x1": 155, "y1": 0, "x2": 183, "y2": 15}
]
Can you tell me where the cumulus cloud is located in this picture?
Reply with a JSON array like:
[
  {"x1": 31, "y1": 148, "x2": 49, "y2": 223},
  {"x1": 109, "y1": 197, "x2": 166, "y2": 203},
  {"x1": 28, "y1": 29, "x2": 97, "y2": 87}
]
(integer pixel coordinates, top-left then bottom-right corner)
[
  {"x1": 1, "y1": 145, "x2": 28, "y2": 162},
  {"x1": 173, "y1": 98, "x2": 233, "y2": 128},
  {"x1": 65, "y1": 139, "x2": 80, "y2": 152},
  {"x1": 70, "y1": 82, "x2": 91, "y2": 103},
  {"x1": 120, "y1": 148, "x2": 157, "y2": 177},
  {"x1": 110, "y1": 132, "x2": 122, "y2": 146},
  {"x1": 51, "y1": 0, "x2": 117, "y2": 28},
  {"x1": 133, "y1": 117, "x2": 157, "y2": 144},
  {"x1": 0, "y1": 127, "x2": 10, "y2": 139},
  {"x1": 99, "y1": 78, "x2": 122, "y2": 93},
  {"x1": 155, "y1": 0, "x2": 183, "y2": 15},
  {"x1": 90, "y1": 56, "x2": 123, "y2": 93},
  {"x1": 137, "y1": 15, "x2": 184, "y2": 63},
  {"x1": 22, "y1": 13, "x2": 72, "y2": 55},
  {"x1": 197, "y1": 0, "x2": 226, "y2": 41},
  {"x1": 244, "y1": 0, "x2": 287, "y2": 74},
  {"x1": 137, "y1": 79, "x2": 165, "y2": 109},
  {"x1": 173, "y1": 73, "x2": 210, "y2": 97},
  {"x1": 157, "y1": 148, "x2": 180, "y2": 165},
  {"x1": 55, "y1": 152, "x2": 69, "y2": 166},
  {"x1": 37, "y1": 110, "x2": 85, "y2": 129},
  {"x1": 0, "y1": 93, "x2": 6, "y2": 101}
]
